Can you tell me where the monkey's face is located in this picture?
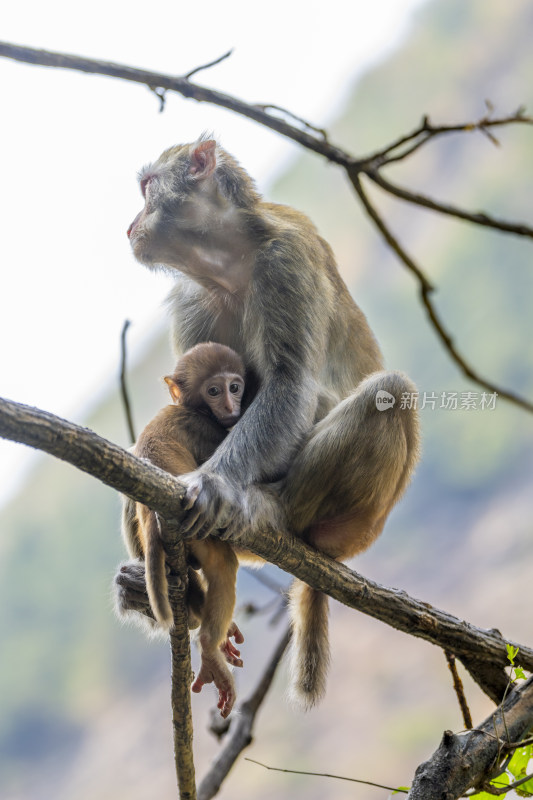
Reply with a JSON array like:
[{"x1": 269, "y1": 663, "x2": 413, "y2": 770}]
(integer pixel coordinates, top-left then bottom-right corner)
[
  {"x1": 201, "y1": 373, "x2": 245, "y2": 428},
  {"x1": 127, "y1": 140, "x2": 224, "y2": 272}
]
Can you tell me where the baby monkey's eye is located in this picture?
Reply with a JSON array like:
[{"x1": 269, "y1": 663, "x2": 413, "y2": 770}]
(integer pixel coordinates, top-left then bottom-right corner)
[
  {"x1": 229, "y1": 384, "x2": 241, "y2": 394},
  {"x1": 207, "y1": 386, "x2": 220, "y2": 397}
]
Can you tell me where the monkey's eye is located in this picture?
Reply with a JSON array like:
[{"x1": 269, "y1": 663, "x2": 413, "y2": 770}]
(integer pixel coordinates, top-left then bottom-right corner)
[
  {"x1": 207, "y1": 386, "x2": 221, "y2": 397},
  {"x1": 229, "y1": 383, "x2": 241, "y2": 394}
]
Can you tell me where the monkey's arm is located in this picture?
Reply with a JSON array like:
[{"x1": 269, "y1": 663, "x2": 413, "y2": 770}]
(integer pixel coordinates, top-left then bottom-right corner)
[{"x1": 181, "y1": 241, "x2": 327, "y2": 535}]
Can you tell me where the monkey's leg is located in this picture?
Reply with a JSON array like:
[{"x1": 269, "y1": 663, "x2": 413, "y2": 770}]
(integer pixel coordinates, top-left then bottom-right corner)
[
  {"x1": 284, "y1": 370, "x2": 420, "y2": 554},
  {"x1": 188, "y1": 540, "x2": 240, "y2": 718},
  {"x1": 282, "y1": 370, "x2": 420, "y2": 709}
]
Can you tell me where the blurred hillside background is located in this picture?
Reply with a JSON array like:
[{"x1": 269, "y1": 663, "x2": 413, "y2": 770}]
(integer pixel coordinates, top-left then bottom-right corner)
[{"x1": 1, "y1": 0, "x2": 533, "y2": 798}]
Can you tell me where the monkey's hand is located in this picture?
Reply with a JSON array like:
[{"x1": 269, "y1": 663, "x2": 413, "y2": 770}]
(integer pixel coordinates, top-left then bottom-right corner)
[
  {"x1": 220, "y1": 621, "x2": 244, "y2": 668},
  {"x1": 180, "y1": 469, "x2": 241, "y2": 539},
  {"x1": 192, "y1": 648, "x2": 236, "y2": 718},
  {"x1": 213, "y1": 484, "x2": 288, "y2": 543}
]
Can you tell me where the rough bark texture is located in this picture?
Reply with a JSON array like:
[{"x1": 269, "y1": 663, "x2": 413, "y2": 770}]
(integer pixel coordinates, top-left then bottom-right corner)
[{"x1": 407, "y1": 676, "x2": 533, "y2": 799}]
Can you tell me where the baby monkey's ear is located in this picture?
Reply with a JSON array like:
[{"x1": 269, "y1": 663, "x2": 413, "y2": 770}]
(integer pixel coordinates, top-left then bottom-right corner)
[{"x1": 164, "y1": 376, "x2": 182, "y2": 404}]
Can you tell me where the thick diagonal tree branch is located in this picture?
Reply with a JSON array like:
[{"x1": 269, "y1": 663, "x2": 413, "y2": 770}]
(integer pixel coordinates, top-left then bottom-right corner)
[
  {"x1": 0, "y1": 395, "x2": 530, "y2": 704},
  {"x1": 0, "y1": 41, "x2": 531, "y2": 413}
]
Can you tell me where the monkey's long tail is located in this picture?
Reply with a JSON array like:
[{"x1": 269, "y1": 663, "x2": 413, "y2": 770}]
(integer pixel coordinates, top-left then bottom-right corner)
[
  {"x1": 145, "y1": 511, "x2": 173, "y2": 628},
  {"x1": 288, "y1": 579, "x2": 330, "y2": 710}
]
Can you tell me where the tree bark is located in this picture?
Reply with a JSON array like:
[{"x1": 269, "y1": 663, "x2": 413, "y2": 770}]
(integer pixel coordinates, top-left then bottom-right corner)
[{"x1": 407, "y1": 676, "x2": 533, "y2": 799}]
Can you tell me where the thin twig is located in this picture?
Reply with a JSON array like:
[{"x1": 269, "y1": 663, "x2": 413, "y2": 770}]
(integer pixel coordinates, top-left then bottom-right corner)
[
  {"x1": 254, "y1": 104, "x2": 330, "y2": 141},
  {"x1": 197, "y1": 626, "x2": 291, "y2": 800},
  {"x1": 361, "y1": 109, "x2": 532, "y2": 168},
  {"x1": 245, "y1": 758, "x2": 408, "y2": 793},
  {"x1": 119, "y1": 320, "x2": 136, "y2": 444},
  {"x1": 476, "y1": 770, "x2": 533, "y2": 796},
  {"x1": 149, "y1": 85, "x2": 167, "y2": 112},
  {"x1": 348, "y1": 172, "x2": 533, "y2": 414},
  {"x1": 241, "y1": 565, "x2": 287, "y2": 596},
  {"x1": 185, "y1": 49, "x2": 234, "y2": 81},
  {"x1": 504, "y1": 735, "x2": 533, "y2": 749},
  {"x1": 445, "y1": 651, "x2": 473, "y2": 730}
]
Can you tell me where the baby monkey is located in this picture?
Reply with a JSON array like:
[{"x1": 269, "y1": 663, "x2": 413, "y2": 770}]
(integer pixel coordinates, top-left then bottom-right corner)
[{"x1": 123, "y1": 342, "x2": 247, "y2": 718}]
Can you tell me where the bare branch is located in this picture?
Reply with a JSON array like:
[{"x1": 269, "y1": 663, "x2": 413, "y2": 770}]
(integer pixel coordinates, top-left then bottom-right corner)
[
  {"x1": 407, "y1": 676, "x2": 533, "y2": 800},
  {"x1": 119, "y1": 320, "x2": 136, "y2": 444},
  {"x1": 361, "y1": 109, "x2": 532, "y2": 168},
  {"x1": 367, "y1": 170, "x2": 533, "y2": 240},
  {"x1": 445, "y1": 651, "x2": 473, "y2": 730},
  {"x1": 185, "y1": 49, "x2": 233, "y2": 81},
  {"x1": 148, "y1": 85, "x2": 167, "y2": 112},
  {"x1": 0, "y1": 395, "x2": 532, "y2": 702},
  {"x1": 348, "y1": 172, "x2": 533, "y2": 414},
  {"x1": 254, "y1": 104, "x2": 330, "y2": 141},
  {"x1": 197, "y1": 627, "x2": 290, "y2": 800},
  {"x1": 0, "y1": 42, "x2": 353, "y2": 166},
  {"x1": 245, "y1": 757, "x2": 408, "y2": 793},
  {"x1": 0, "y1": 42, "x2": 532, "y2": 412}
]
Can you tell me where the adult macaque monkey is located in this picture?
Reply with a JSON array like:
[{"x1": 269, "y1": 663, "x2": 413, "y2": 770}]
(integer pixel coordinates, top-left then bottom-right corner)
[
  {"x1": 122, "y1": 136, "x2": 420, "y2": 709},
  {"x1": 122, "y1": 342, "x2": 250, "y2": 718}
]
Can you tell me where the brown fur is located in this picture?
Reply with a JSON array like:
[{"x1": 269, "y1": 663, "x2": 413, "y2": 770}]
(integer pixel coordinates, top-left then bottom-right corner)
[
  {"x1": 122, "y1": 342, "x2": 249, "y2": 718},
  {"x1": 123, "y1": 138, "x2": 421, "y2": 709}
]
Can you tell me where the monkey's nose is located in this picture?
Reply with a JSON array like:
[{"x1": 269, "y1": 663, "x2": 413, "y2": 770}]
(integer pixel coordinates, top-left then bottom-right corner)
[{"x1": 127, "y1": 211, "x2": 142, "y2": 239}]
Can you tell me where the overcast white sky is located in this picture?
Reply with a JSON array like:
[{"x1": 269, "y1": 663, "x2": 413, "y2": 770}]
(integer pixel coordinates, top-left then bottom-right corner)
[{"x1": 0, "y1": 0, "x2": 428, "y2": 506}]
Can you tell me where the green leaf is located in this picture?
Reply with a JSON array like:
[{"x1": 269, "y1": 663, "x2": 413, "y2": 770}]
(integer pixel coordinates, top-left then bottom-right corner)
[
  {"x1": 391, "y1": 788, "x2": 410, "y2": 795},
  {"x1": 508, "y1": 745, "x2": 533, "y2": 779},
  {"x1": 507, "y1": 644, "x2": 519, "y2": 664},
  {"x1": 515, "y1": 667, "x2": 527, "y2": 680}
]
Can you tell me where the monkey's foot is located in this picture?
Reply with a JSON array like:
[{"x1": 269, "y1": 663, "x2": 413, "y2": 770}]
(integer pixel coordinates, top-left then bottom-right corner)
[
  {"x1": 220, "y1": 621, "x2": 244, "y2": 667},
  {"x1": 114, "y1": 560, "x2": 152, "y2": 616},
  {"x1": 191, "y1": 653, "x2": 236, "y2": 718}
]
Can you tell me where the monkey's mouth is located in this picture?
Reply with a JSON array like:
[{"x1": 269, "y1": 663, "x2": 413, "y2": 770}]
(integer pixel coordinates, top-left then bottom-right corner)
[{"x1": 219, "y1": 416, "x2": 239, "y2": 429}]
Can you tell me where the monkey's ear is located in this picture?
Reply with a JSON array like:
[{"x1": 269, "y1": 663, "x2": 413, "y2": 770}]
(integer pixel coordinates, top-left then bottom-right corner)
[
  {"x1": 189, "y1": 140, "x2": 217, "y2": 178},
  {"x1": 164, "y1": 376, "x2": 182, "y2": 404}
]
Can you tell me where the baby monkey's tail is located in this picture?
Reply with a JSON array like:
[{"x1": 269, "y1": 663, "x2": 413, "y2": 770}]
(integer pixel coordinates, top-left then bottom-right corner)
[{"x1": 145, "y1": 510, "x2": 173, "y2": 628}]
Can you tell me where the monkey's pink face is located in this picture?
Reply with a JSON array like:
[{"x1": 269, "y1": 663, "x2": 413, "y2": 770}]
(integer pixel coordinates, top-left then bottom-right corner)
[
  {"x1": 127, "y1": 141, "x2": 220, "y2": 271},
  {"x1": 202, "y1": 373, "x2": 245, "y2": 428},
  {"x1": 126, "y1": 163, "x2": 178, "y2": 267}
]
